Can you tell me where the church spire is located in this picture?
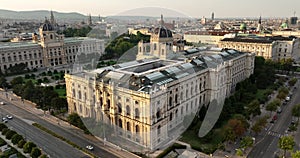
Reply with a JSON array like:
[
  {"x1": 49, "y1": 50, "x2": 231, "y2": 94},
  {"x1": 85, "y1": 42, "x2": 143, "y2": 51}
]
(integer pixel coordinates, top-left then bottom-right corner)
[
  {"x1": 258, "y1": 16, "x2": 261, "y2": 25},
  {"x1": 50, "y1": 10, "x2": 55, "y2": 25},
  {"x1": 160, "y1": 14, "x2": 164, "y2": 26},
  {"x1": 87, "y1": 14, "x2": 92, "y2": 25}
]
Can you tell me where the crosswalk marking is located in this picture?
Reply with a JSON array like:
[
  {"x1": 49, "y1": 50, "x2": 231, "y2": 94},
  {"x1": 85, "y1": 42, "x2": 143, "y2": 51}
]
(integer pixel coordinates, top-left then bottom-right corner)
[{"x1": 267, "y1": 131, "x2": 282, "y2": 138}]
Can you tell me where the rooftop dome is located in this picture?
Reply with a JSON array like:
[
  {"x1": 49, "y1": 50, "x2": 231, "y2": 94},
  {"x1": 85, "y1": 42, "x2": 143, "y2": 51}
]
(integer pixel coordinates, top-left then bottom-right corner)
[
  {"x1": 240, "y1": 23, "x2": 247, "y2": 30},
  {"x1": 40, "y1": 19, "x2": 54, "y2": 31},
  {"x1": 281, "y1": 22, "x2": 288, "y2": 29},
  {"x1": 154, "y1": 26, "x2": 173, "y2": 38}
]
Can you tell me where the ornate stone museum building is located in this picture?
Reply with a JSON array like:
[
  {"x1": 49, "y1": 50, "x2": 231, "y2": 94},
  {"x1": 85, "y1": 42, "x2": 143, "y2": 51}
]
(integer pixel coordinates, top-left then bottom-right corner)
[
  {"x1": 65, "y1": 18, "x2": 255, "y2": 150},
  {"x1": 0, "y1": 17, "x2": 104, "y2": 72}
]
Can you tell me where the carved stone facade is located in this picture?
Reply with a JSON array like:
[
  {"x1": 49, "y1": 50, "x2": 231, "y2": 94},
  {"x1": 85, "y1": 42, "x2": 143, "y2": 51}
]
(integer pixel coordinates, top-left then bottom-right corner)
[
  {"x1": 218, "y1": 36, "x2": 300, "y2": 61},
  {"x1": 66, "y1": 51, "x2": 254, "y2": 150},
  {"x1": 0, "y1": 20, "x2": 104, "y2": 72}
]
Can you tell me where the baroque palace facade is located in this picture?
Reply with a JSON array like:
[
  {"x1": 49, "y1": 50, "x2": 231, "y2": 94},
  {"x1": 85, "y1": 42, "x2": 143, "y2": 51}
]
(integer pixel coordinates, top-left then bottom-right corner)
[
  {"x1": 218, "y1": 35, "x2": 300, "y2": 61},
  {"x1": 65, "y1": 19, "x2": 255, "y2": 151},
  {"x1": 0, "y1": 19, "x2": 104, "y2": 72}
]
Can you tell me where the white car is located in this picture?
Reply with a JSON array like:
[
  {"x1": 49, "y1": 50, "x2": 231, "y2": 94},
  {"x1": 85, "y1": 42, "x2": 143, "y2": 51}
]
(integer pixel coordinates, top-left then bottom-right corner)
[
  {"x1": 6, "y1": 115, "x2": 13, "y2": 120},
  {"x1": 0, "y1": 102, "x2": 5, "y2": 105},
  {"x1": 2, "y1": 118, "x2": 8, "y2": 123},
  {"x1": 286, "y1": 96, "x2": 290, "y2": 101},
  {"x1": 86, "y1": 145, "x2": 94, "y2": 150}
]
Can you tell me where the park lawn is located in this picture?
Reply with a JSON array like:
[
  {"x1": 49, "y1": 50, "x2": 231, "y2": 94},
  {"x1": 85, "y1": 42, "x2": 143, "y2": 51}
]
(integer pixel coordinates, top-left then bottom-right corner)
[
  {"x1": 255, "y1": 88, "x2": 273, "y2": 103},
  {"x1": 54, "y1": 88, "x2": 66, "y2": 98},
  {"x1": 23, "y1": 78, "x2": 38, "y2": 85},
  {"x1": 180, "y1": 121, "x2": 226, "y2": 154}
]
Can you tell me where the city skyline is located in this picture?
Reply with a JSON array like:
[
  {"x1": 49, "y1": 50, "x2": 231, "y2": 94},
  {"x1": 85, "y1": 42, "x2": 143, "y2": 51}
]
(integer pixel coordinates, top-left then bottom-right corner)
[{"x1": 1, "y1": 0, "x2": 300, "y2": 18}]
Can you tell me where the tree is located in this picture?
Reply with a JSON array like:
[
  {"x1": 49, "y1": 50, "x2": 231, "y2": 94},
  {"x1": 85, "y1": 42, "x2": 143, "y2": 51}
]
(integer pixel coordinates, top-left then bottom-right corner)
[
  {"x1": 266, "y1": 100, "x2": 279, "y2": 116},
  {"x1": 251, "y1": 116, "x2": 268, "y2": 135},
  {"x1": 278, "y1": 136, "x2": 295, "y2": 157},
  {"x1": 51, "y1": 97, "x2": 68, "y2": 110},
  {"x1": 18, "y1": 139, "x2": 26, "y2": 148},
  {"x1": 30, "y1": 147, "x2": 41, "y2": 158},
  {"x1": 292, "y1": 151, "x2": 300, "y2": 158},
  {"x1": 10, "y1": 76, "x2": 24, "y2": 86},
  {"x1": 246, "y1": 99, "x2": 261, "y2": 118},
  {"x1": 0, "y1": 76, "x2": 8, "y2": 88},
  {"x1": 240, "y1": 136, "x2": 254, "y2": 149},
  {"x1": 289, "y1": 78, "x2": 298, "y2": 87},
  {"x1": 292, "y1": 104, "x2": 300, "y2": 122},
  {"x1": 236, "y1": 148, "x2": 243, "y2": 156},
  {"x1": 227, "y1": 118, "x2": 247, "y2": 138},
  {"x1": 11, "y1": 134, "x2": 23, "y2": 144},
  {"x1": 40, "y1": 155, "x2": 48, "y2": 158},
  {"x1": 277, "y1": 87, "x2": 289, "y2": 100},
  {"x1": 5, "y1": 129, "x2": 16, "y2": 139},
  {"x1": 0, "y1": 123, "x2": 7, "y2": 131},
  {"x1": 23, "y1": 142, "x2": 36, "y2": 153}
]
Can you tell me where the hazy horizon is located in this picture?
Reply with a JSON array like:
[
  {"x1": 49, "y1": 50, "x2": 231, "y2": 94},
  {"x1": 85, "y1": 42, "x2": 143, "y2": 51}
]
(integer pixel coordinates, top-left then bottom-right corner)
[{"x1": 1, "y1": 0, "x2": 300, "y2": 18}]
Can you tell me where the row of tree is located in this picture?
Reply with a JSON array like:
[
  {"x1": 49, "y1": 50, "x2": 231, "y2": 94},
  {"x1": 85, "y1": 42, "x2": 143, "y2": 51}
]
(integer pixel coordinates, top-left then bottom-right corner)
[
  {"x1": 11, "y1": 77, "x2": 67, "y2": 112},
  {"x1": 101, "y1": 32, "x2": 150, "y2": 60},
  {"x1": 60, "y1": 26, "x2": 92, "y2": 37},
  {"x1": 0, "y1": 123, "x2": 45, "y2": 158},
  {"x1": 186, "y1": 56, "x2": 283, "y2": 152},
  {"x1": 278, "y1": 135, "x2": 300, "y2": 158}
]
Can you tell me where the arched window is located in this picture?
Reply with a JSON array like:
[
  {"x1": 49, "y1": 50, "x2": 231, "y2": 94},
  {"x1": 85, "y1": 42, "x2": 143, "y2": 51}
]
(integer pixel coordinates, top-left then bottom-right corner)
[
  {"x1": 169, "y1": 112, "x2": 173, "y2": 121},
  {"x1": 119, "y1": 119, "x2": 122, "y2": 128},
  {"x1": 127, "y1": 122, "x2": 130, "y2": 131},
  {"x1": 156, "y1": 108, "x2": 161, "y2": 119},
  {"x1": 107, "y1": 99, "x2": 111, "y2": 110},
  {"x1": 72, "y1": 89, "x2": 76, "y2": 97},
  {"x1": 73, "y1": 103, "x2": 76, "y2": 111},
  {"x1": 169, "y1": 97, "x2": 172, "y2": 107},
  {"x1": 157, "y1": 125, "x2": 161, "y2": 135},
  {"x1": 50, "y1": 34, "x2": 53, "y2": 39},
  {"x1": 135, "y1": 125, "x2": 139, "y2": 133},
  {"x1": 126, "y1": 105, "x2": 130, "y2": 116},
  {"x1": 118, "y1": 104, "x2": 122, "y2": 114},
  {"x1": 135, "y1": 108, "x2": 139, "y2": 119},
  {"x1": 99, "y1": 97, "x2": 103, "y2": 108},
  {"x1": 78, "y1": 91, "x2": 82, "y2": 99},
  {"x1": 175, "y1": 94, "x2": 178, "y2": 104}
]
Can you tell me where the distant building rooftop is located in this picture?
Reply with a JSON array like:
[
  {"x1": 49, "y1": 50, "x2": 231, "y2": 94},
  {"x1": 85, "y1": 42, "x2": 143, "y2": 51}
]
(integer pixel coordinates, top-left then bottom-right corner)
[{"x1": 221, "y1": 35, "x2": 296, "y2": 43}]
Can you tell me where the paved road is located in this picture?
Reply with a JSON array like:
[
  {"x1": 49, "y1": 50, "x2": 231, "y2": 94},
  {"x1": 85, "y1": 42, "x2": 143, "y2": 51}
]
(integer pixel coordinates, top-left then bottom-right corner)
[
  {"x1": 0, "y1": 91, "x2": 139, "y2": 158},
  {"x1": 0, "y1": 102, "x2": 87, "y2": 158},
  {"x1": 248, "y1": 81, "x2": 300, "y2": 158}
]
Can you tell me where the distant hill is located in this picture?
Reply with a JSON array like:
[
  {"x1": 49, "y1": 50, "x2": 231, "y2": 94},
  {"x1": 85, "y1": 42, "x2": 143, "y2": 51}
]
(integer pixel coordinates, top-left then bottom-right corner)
[{"x1": 0, "y1": 9, "x2": 87, "y2": 21}]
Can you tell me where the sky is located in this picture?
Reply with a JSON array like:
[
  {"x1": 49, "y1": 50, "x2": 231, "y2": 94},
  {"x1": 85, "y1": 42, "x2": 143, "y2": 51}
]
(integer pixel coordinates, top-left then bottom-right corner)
[{"x1": 1, "y1": 0, "x2": 300, "y2": 18}]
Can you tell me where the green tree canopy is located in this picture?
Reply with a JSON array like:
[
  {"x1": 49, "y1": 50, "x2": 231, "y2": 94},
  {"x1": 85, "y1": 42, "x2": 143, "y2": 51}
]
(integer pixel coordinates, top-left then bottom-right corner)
[
  {"x1": 23, "y1": 142, "x2": 37, "y2": 153},
  {"x1": 30, "y1": 147, "x2": 41, "y2": 158},
  {"x1": 292, "y1": 151, "x2": 300, "y2": 158},
  {"x1": 292, "y1": 104, "x2": 300, "y2": 121},
  {"x1": 278, "y1": 136, "x2": 295, "y2": 157}
]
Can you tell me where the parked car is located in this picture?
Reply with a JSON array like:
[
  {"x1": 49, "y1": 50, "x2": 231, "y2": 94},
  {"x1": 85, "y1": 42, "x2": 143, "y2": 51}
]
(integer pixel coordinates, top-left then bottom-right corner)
[
  {"x1": 86, "y1": 145, "x2": 94, "y2": 150},
  {"x1": 285, "y1": 96, "x2": 290, "y2": 101},
  {"x1": 6, "y1": 115, "x2": 13, "y2": 120},
  {"x1": 2, "y1": 118, "x2": 8, "y2": 123},
  {"x1": 0, "y1": 102, "x2": 5, "y2": 105},
  {"x1": 277, "y1": 107, "x2": 282, "y2": 114}
]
